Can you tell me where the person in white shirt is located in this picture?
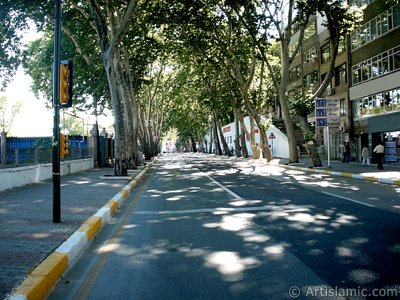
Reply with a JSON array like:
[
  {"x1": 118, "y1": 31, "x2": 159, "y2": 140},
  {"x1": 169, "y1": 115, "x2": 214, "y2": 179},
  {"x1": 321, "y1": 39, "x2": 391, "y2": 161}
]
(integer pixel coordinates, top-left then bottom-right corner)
[
  {"x1": 361, "y1": 146, "x2": 370, "y2": 165},
  {"x1": 373, "y1": 141, "x2": 384, "y2": 170}
]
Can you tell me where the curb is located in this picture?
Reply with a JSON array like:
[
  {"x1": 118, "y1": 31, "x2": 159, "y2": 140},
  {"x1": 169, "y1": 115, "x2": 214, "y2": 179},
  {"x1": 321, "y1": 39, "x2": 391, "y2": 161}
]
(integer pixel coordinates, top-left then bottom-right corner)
[
  {"x1": 279, "y1": 164, "x2": 400, "y2": 186},
  {"x1": 8, "y1": 161, "x2": 155, "y2": 300}
]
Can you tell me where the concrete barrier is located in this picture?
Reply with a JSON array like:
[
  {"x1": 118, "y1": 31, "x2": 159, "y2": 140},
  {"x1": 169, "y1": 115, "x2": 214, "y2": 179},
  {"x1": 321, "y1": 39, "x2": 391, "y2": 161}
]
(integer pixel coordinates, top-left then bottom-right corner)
[{"x1": 0, "y1": 158, "x2": 94, "y2": 192}]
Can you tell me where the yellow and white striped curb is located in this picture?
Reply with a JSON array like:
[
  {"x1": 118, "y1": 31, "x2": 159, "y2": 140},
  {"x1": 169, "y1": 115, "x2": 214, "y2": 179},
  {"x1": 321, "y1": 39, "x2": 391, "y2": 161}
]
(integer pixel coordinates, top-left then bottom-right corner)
[
  {"x1": 280, "y1": 164, "x2": 400, "y2": 186},
  {"x1": 9, "y1": 161, "x2": 155, "y2": 300}
]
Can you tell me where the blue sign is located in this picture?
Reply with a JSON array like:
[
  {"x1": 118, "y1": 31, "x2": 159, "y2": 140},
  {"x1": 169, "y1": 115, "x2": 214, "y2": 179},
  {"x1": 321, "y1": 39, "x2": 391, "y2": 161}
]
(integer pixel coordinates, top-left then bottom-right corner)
[
  {"x1": 315, "y1": 98, "x2": 328, "y2": 128},
  {"x1": 315, "y1": 98, "x2": 327, "y2": 107},
  {"x1": 316, "y1": 108, "x2": 327, "y2": 117},
  {"x1": 316, "y1": 118, "x2": 328, "y2": 127}
]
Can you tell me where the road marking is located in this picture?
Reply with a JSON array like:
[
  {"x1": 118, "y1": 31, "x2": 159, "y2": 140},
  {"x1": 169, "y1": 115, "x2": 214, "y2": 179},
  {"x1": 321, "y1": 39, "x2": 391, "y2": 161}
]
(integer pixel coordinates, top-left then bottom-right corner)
[
  {"x1": 321, "y1": 191, "x2": 375, "y2": 207},
  {"x1": 204, "y1": 173, "x2": 243, "y2": 199},
  {"x1": 134, "y1": 205, "x2": 315, "y2": 215}
]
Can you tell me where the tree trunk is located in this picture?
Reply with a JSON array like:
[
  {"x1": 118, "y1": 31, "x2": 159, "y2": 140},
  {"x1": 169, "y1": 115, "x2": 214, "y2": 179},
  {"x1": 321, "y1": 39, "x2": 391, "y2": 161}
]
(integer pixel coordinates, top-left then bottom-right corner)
[
  {"x1": 88, "y1": 0, "x2": 138, "y2": 175},
  {"x1": 260, "y1": 129, "x2": 272, "y2": 161},
  {"x1": 208, "y1": 121, "x2": 213, "y2": 154},
  {"x1": 213, "y1": 119, "x2": 222, "y2": 155},
  {"x1": 123, "y1": 47, "x2": 140, "y2": 167},
  {"x1": 240, "y1": 125, "x2": 249, "y2": 158},
  {"x1": 233, "y1": 111, "x2": 241, "y2": 157},
  {"x1": 114, "y1": 55, "x2": 136, "y2": 169},
  {"x1": 103, "y1": 57, "x2": 127, "y2": 176},
  {"x1": 249, "y1": 116, "x2": 258, "y2": 158},
  {"x1": 304, "y1": 141, "x2": 322, "y2": 167},
  {"x1": 216, "y1": 117, "x2": 231, "y2": 156},
  {"x1": 237, "y1": 111, "x2": 250, "y2": 158},
  {"x1": 190, "y1": 136, "x2": 197, "y2": 152},
  {"x1": 279, "y1": 37, "x2": 299, "y2": 163}
]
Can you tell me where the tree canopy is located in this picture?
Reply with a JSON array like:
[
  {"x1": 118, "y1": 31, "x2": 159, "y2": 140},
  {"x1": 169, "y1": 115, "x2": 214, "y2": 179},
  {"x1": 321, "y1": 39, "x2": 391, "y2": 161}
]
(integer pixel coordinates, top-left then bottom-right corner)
[{"x1": 1, "y1": 0, "x2": 365, "y2": 170}]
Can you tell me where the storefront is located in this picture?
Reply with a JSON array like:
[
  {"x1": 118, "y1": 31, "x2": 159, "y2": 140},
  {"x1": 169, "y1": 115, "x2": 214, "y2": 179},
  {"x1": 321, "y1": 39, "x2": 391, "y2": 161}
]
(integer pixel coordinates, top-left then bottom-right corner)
[{"x1": 354, "y1": 111, "x2": 400, "y2": 163}]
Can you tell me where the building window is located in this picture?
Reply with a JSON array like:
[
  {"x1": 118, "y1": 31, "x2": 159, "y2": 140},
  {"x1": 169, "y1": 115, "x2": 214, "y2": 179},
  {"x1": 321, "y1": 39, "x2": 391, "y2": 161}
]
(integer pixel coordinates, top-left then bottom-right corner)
[
  {"x1": 394, "y1": 48, "x2": 400, "y2": 69},
  {"x1": 335, "y1": 63, "x2": 347, "y2": 86},
  {"x1": 351, "y1": 45, "x2": 400, "y2": 85},
  {"x1": 361, "y1": 62, "x2": 371, "y2": 81},
  {"x1": 394, "y1": 5, "x2": 400, "y2": 27},
  {"x1": 304, "y1": 71, "x2": 318, "y2": 88},
  {"x1": 321, "y1": 43, "x2": 330, "y2": 64},
  {"x1": 338, "y1": 35, "x2": 347, "y2": 54},
  {"x1": 304, "y1": 46, "x2": 317, "y2": 63},
  {"x1": 304, "y1": 21, "x2": 316, "y2": 40},
  {"x1": 340, "y1": 98, "x2": 346, "y2": 116},
  {"x1": 352, "y1": 5, "x2": 400, "y2": 51},
  {"x1": 353, "y1": 88, "x2": 400, "y2": 118},
  {"x1": 289, "y1": 66, "x2": 301, "y2": 82}
]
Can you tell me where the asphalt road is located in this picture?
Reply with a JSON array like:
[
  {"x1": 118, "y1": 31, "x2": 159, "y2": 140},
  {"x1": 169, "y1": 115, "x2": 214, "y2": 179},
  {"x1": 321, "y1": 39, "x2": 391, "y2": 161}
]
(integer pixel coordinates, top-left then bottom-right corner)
[{"x1": 49, "y1": 154, "x2": 400, "y2": 300}]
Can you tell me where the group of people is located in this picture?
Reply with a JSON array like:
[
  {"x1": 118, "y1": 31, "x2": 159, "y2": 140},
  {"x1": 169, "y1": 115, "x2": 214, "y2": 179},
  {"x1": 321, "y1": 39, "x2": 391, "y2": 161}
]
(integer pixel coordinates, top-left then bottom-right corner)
[{"x1": 343, "y1": 141, "x2": 385, "y2": 170}]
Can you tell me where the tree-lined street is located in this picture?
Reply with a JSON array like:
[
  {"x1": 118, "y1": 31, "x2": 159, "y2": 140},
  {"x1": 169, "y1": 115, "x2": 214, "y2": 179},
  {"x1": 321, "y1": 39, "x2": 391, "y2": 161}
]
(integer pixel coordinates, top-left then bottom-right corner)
[
  {"x1": 48, "y1": 154, "x2": 400, "y2": 299},
  {"x1": 2, "y1": 1, "x2": 400, "y2": 299}
]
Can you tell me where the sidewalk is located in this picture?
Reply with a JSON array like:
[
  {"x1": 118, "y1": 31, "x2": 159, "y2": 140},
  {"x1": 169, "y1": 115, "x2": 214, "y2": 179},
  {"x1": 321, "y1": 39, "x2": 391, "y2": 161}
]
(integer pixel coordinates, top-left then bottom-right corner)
[
  {"x1": 0, "y1": 167, "x2": 147, "y2": 300},
  {"x1": 267, "y1": 157, "x2": 400, "y2": 185}
]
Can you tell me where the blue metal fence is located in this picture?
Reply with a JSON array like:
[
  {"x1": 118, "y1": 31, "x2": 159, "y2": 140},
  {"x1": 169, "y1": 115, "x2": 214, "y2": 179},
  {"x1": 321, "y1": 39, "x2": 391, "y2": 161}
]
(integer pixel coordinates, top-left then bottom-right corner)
[{"x1": 1, "y1": 136, "x2": 92, "y2": 168}]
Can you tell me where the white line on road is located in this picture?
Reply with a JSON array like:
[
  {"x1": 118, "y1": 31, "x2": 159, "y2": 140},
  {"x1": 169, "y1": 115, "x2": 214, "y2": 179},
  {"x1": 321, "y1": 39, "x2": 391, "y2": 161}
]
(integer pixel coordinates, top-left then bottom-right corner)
[
  {"x1": 204, "y1": 173, "x2": 243, "y2": 199},
  {"x1": 133, "y1": 204, "x2": 315, "y2": 215},
  {"x1": 321, "y1": 191, "x2": 375, "y2": 207}
]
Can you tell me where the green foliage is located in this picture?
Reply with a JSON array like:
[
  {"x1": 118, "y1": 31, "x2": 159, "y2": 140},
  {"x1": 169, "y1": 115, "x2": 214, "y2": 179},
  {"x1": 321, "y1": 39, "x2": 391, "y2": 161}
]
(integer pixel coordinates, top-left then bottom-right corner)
[
  {"x1": 61, "y1": 113, "x2": 84, "y2": 136},
  {"x1": 303, "y1": 127, "x2": 315, "y2": 142},
  {"x1": 289, "y1": 89, "x2": 314, "y2": 117},
  {"x1": 2, "y1": 0, "x2": 367, "y2": 156},
  {"x1": 0, "y1": 0, "x2": 53, "y2": 89}
]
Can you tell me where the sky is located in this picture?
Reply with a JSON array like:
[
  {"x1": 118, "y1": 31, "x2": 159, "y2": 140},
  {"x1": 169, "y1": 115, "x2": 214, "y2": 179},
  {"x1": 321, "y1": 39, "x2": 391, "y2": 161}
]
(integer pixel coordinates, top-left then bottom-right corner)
[
  {"x1": 3, "y1": 67, "x2": 53, "y2": 137},
  {"x1": 3, "y1": 68, "x2": 114, "y2": 137},
  {"x1": 2, "y1": 25, "x2": 113, "y2": 137}
]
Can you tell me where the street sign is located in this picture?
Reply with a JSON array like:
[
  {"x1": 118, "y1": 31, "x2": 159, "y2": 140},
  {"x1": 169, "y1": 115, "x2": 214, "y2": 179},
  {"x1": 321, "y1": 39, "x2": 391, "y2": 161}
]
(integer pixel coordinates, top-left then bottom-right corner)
[
  {"x1": 326, "y1": 98, "x2": 340, "y2": 126},
  {"x1": 316, "y1": 118, "x2": 328, "y2": 127},
  {"x1": 315, "y1": 98, "x2": 327, "y2": 128},
  {"x1": 315, "y1": 98, "x2": 340, "y2": 128},
  {"x1": 315, "y1": 97, "x2": 340, "y2": 168},
  {"x1": 269, "y1": 132, "x2": 276, "y2": 139}
]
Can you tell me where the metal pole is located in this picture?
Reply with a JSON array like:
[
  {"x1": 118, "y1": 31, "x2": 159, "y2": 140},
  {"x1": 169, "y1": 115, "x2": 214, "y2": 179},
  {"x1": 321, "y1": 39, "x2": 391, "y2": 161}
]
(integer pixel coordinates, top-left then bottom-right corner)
[
  {"x1": 327, "y1": 126, "x2": 331, "y2": 168},
  {"x1": 52, "y1": 0, "x2": 62, "y2": 223}
]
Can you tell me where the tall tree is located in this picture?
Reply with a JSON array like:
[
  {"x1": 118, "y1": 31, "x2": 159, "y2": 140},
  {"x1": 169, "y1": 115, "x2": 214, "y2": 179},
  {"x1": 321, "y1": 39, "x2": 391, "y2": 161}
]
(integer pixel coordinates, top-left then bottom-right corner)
[{"x1": 228, "y1": 0, "x2": 363, "y2": 164}]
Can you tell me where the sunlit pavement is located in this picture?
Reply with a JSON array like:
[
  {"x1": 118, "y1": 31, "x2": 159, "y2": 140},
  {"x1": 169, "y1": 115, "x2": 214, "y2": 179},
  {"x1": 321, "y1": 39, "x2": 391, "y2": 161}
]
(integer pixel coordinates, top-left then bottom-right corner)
[
  {"x1": 3, "y1": 153, "x2": 400, "y2": 300},
  {"x1": 0, "y1": 169, "x2": 131, "y2": 300},
  {"x1": 222, "y1": 155, "x2": 400, "y2": 185},
  {"x1": 48, "y1": 153, "x2": 400, "y2": 300}
]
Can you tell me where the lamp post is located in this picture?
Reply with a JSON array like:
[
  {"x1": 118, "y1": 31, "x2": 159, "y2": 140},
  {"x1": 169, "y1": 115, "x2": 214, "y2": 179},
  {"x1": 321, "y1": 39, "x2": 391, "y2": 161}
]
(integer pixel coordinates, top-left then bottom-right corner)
[{"x1": 52, "y1": 0, "x2": 62, "y2": 223}]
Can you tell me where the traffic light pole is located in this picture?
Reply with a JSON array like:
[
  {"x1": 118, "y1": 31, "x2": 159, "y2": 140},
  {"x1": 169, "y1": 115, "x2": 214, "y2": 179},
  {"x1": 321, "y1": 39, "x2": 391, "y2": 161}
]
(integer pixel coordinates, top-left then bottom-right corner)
[{"x1": 52, "y1": 0, "x2": 62, "y2": 223}]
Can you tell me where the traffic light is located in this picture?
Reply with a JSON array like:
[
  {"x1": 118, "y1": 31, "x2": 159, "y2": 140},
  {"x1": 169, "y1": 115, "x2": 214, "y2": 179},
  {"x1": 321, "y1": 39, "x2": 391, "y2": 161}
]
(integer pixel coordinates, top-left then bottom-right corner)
[
  {"x1": 59, "y1": 60, "x2": 73, "y2": 108},
  {"x1": 60, "y1": 133, "x2": 69, "y2": 158}
]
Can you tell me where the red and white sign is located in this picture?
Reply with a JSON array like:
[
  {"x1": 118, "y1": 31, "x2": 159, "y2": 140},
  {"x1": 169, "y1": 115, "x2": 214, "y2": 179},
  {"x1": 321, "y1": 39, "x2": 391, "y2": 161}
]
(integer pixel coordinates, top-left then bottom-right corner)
[
  {"x1": 223, "y1": 126, "x2": 231, "y2": 133},
  {"x1": 269, "y1": 132, "x2": 276, "y2": 139}
]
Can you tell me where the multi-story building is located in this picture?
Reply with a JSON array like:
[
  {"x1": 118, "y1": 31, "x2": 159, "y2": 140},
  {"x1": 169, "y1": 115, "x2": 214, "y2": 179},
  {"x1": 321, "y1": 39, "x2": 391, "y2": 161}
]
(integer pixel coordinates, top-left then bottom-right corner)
[
  {"x1": 287, "y1": 14, "x2": 350, "y2": 160},
  {"x1": 349, "y1": 0, "x2": 400, "y2": 163},
  {"x1": 286, "y1": 0, "x2": 400, "y2": 163}
]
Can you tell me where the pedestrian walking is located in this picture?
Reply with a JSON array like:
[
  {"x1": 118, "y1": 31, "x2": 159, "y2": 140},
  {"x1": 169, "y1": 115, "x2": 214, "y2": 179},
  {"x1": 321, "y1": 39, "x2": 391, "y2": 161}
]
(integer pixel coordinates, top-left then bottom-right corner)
[
  {"x1": 361, "y1": 146, "x2": 370, "y2": 165},
  {"x1": 342, "y1": 142, "x2": 350, "y2": 163},
  {"x1": 373, "y1": 141, "x2": 385, "y2": 170}
]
